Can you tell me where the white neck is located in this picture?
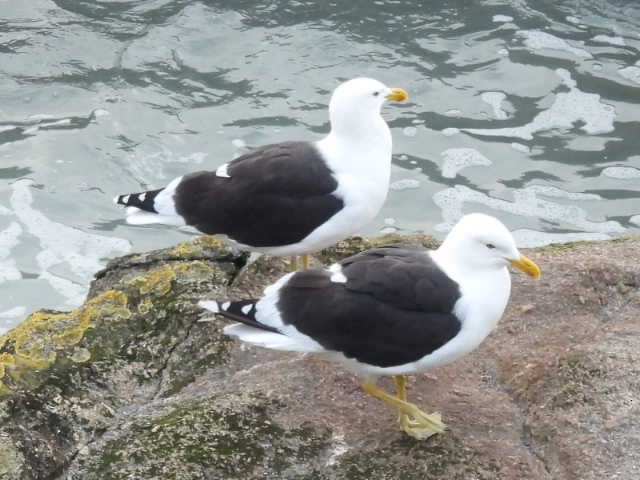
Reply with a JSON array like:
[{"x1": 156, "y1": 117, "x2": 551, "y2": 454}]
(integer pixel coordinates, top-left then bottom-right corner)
[
  {"x1": 430, "y1": 248, "x2": 511, "y2": 334},
  {"x1": 315, "y1": 113, "x2": 392, "y2": 177}
]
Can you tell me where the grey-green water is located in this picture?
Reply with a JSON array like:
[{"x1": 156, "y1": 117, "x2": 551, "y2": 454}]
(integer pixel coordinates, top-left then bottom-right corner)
[{"x1": 1, "y1": 0, "x2": 639, "y2": 333}]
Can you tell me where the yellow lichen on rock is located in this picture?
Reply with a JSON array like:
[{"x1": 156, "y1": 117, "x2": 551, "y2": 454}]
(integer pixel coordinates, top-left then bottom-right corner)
[
  {"x1": 0, "y1": 290, "x2": 130, "y2": 396},
  {"x1": 127, "y1": 261, "x2": 222, "y2": 296},
  {"x1": 168, "y1": 236, "x2": 225, "y2": 257},
  {"x1": 128, "y1": 264, "x2": 188, "y2": 296}
]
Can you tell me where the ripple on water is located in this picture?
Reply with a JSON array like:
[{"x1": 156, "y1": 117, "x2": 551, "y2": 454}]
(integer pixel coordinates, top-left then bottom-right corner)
[
  {"x1": 492, "y1": 15, "x2": 514, "y2": 23},
  {"x1": 390, "y1": 179, "x2": 421, "y2": 191},
  {"x1": 618, "y1": 65, "x2": 640, "y2": 85},
  {"x1": 591, "y1": 34, "x2": 625, "y2": 46}
]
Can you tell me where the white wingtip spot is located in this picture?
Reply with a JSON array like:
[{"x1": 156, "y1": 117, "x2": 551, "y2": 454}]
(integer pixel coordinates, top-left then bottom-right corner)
[
  {"x1": 198, "y1": 300, "x2": 220, "y2": 313},
  {"x1": 216, "y1": 163, "x2": 231, "y2": 178},
  {"x1": 221, "y1": 301, "x2": 231, "y2": 311},
  {"x1": 121, "y1": 195, "x2": 130, "y2": 204},
  {"x1": 140, "y1": 192, "x2": 147, "y2": 202},
  {"x1": 328, "y1": 263, "x2": 347, "y2": 283},
  {"x1": 330, "y1": 272, "x2": 347, "y2": 283},
  {"x1": 241, "y1": 304, "x2": 252, "y2": 315}
]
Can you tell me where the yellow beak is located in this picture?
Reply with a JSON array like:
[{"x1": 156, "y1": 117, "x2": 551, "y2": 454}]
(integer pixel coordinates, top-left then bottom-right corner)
[
  {"x1": 385, "y1": 88, "x2": 409, "y2": 102},
  {"x1": 509, "y1": 255, "x2": 541, "y2": 279}
]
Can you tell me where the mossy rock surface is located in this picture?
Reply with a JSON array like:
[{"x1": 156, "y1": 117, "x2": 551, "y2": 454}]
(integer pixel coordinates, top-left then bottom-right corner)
[{"x1": 1, "y1": 235, "x2": 639, "y2": 479}]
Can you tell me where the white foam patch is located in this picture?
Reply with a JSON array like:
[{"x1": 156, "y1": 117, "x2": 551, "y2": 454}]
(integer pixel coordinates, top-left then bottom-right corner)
[
  {"x1": 618, "y1": 66, "x2": 640, "y2": 85},
  {"x1": 0, "y1": 306, "x2": 26, "y2": 319},
  {"x1": 592, "y1": 35, "x2": 625, "y2": 46},
  {"x1": 518, "y1": 30, "x2": 592, "y2": 58},
  {"x1": 433, "y1": 184, "x2": 623, "y2": 235},
  {"x1": 441, "y1": 148, "x2": 492, "y2": 179},
  {"x1": 526, "y1": 185, "x2": 601, "y2": 201},
  {"x1": 0, "y1": 306, "x2": 27, "y2": 335},
  {"x1": 630, "y1": 215, "x2": 640, "y2": 227},
  {"x1": 442, "y1": 128, "x2": 460, "y2": 136},
  {"x1": 0, "y1": 204, "x2": 12, "y2": 216},
  {"x1": 232, "y1": 138, "x2": 246, "y2": 148},
  {"x1": 464, "y1": 69, "x2": 615, "y2": 140},
  {"x1": 390, "y1": 179, "x2": 420, "y2": 191},
  {"x1": 9, "y1": 179, "x2": 131, "y2": 305},
  {"x1": 512, "y1": 229, "x2": 611, "y2": 248},
  {"x1": 174, "y1": 152, "x2": 207, "y2": 164},
  {"x1": 402, "y1": 126, "x2": 417, "y2": 137},
  {"x1": 510, "y1": 143, "x2": 531, "y2": 153},
  {"x1": 492, "y1": 14, "x2": 514, "y2": 23},
  {"x1": 601, "y1": 166, "x2": 640, "y2": 179},
  {"x1": 481, "y1": 92, "x2": 508, "y2": 120},
  {"x1": 0, "y1": 222, "x2": 23, "y2": 284}
]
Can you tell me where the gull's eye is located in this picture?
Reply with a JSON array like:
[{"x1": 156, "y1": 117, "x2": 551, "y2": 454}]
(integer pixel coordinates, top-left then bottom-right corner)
[
  {"x1": 486, "y1": 243, "x2": 496, "y2": 250},
  {"x1": 373, "y1": 91, "x2": 380, "y2": 97}
]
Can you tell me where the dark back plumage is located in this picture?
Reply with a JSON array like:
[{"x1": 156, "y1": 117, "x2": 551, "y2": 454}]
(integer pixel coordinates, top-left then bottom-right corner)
[
  {"x1": 275, "y1": 246, "x2": 462, "y2": 367},
  {"x1": 174, "y1": 141, "x2": 344, "y2": 246}
]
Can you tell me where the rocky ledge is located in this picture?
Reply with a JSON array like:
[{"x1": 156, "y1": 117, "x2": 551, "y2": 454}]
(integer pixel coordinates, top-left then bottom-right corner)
[{"x1": 1, "y1": 234, "x2": 639, "y2": 480}]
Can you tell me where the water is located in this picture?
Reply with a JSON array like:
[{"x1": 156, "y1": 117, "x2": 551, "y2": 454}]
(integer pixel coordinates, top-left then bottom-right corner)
[{"x1": 1, "y1": 0, "x2": 639, "y2": 333}]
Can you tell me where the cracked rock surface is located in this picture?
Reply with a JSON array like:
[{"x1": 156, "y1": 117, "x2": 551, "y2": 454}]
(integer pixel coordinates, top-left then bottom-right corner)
[{"x1": 0, "y1": 235, "x2": 639, "y2": 479}]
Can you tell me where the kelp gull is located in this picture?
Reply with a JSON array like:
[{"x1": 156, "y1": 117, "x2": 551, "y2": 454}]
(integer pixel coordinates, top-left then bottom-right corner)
[
  {"x1": 115, "y1": 78, "x2": 408, "y2": 268},
  {"x1": 199, "y1": 213, "x2": 541, "y2": 439}
]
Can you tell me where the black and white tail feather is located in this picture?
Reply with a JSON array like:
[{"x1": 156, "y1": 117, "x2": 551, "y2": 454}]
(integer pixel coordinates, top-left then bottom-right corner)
[
  {"x1": 198, "y1": 299, "x2": 276, "y2": 332},
  {"x1": 114, "y1": 177, "x2": 186, "y2": 226},
  {"x1": 114, "y1": 189, "x2": 162, "y2": 212},
  {"x1": 198, "y1": 299, "x2": 320, "y2": 352}
]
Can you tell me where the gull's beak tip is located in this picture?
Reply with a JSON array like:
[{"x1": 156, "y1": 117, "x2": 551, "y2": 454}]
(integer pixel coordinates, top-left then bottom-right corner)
[
  {"x1": 386, "y1": 87, "x2": 409, "y2": 102},
  {"x1": 509, "y1": 255, "x2": 541, "y2": 279}
]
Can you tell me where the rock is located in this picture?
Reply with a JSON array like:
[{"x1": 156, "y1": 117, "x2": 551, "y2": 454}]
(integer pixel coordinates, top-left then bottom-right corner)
[{"x1": 0, "y1": 235, "x2": 639, "y2": 479}]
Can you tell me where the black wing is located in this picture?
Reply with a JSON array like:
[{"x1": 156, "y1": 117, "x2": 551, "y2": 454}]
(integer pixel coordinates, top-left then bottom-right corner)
[
  {"x1": 174, "y1": 141, "x2": 344, "y2": 247},
  {"x1": 276, "y1": 246, "x2": 462, "y2": 368}
]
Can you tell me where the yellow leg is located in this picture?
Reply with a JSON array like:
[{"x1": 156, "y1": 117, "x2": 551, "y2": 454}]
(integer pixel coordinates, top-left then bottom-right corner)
[
  {"x1": 289, "y1": 256, "x2": 298, "y2": 271},
  {"x1": 301, "y1": 253, "x2": 310, "y2": 270},
  {"x1": 362, "y1": 380, "x2": 446, "y2": 440},
  {"x1": 394, "y1": 375, "x2": 408, "y2": 426}
]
